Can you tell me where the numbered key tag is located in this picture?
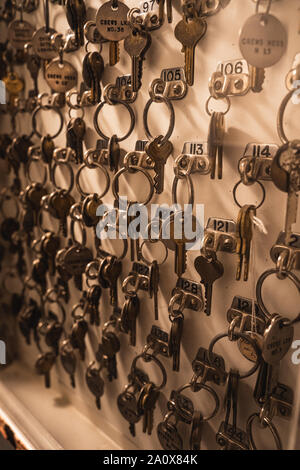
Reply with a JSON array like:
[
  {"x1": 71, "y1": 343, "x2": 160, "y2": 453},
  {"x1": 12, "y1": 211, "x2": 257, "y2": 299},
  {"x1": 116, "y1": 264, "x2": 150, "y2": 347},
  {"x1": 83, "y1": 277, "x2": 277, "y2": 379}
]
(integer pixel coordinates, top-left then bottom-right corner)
[
  {"x1": 192, "y1": 346, "x2": 227, "y2": 385},
  {"x1": 270, "y1": 231, "x2": 300, "y2": 271},
  {"x1": 128, "y1": 262, "x2": 149, "y2": 292},
  {"x1": 227, "y1": 296, "x2": 266, "y2": 333},
  {"x1": 175, "y1": 142, "x2": 211, "y2": 176},
  {"x1": 239, "y1": 9, "x2": 287, "y2": 68},
  {"x1": 150, "y1": 67, "x2": 187, "y2": 101},
  {"x1": 209, "y1": 59, "x2": 250, "y2": 98},
  {"x1": 45, "y1": 58, "x2": 77, "y2": 93},
  {"x1": 146, "y1": 325, "x2": 169, "y2": 357},
  {"x1": 124, "y1": 141, "x2": 154, "y2": 170},
  {"x1": 8, "y1": 19, "x2": 35, "y2": 50},
  {"x1": 262, "y1": 314, "x2": 294, "y2": 364},
  {"x1": 31, "y1": 27, "x2": 57, "y2": 60},
  {"x1": 172, "y1": 277, "x2": 204, "y2": 312},
  {"x1": 216, "y1": 422, "x2": 249, "y2": 450},
  {"x1": 204, "y1": 217, "x2": 237, "y2": 253},
  {"x1": 114, "y1": 75, "x2": 137, "y2": 103},
  {"x1": 167, "y1": 390, "x2": 194, "y2": 424},
  {"x1": 238, "y1": 143, "x2": 278, "y2": 184},
  {"x1": 138, "y1": 0, "x2": 162, "y2": 30}
]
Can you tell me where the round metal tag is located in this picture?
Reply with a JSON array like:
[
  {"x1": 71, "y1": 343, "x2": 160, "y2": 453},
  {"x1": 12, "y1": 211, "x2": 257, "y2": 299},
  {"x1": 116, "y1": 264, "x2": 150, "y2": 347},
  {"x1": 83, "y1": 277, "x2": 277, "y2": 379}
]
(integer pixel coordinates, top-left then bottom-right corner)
[
  {"x1": 239, "y1": 14, "x2": 287, "y2": 68},
  {"x1": 96, "y1": 0, "x2": 130, "y2": 42},
  {"x1": 45, "y1": 59, "x2": 78, "y2": 93},
  {"x1": 157, "y1": 422, "x2": 183, "y2": 451},
  {"x1": 32, "y1": 27, "x2": 57, "y2": 60},
  {"x1": 8, "y1": 20, "x2": 35, "y2": 50},
  {"x1": 237, "y1": 333, "x2": 262, "y2": 363},
  {"x1": 262, "y1": 315, "x2": 294, "y2": 364}
]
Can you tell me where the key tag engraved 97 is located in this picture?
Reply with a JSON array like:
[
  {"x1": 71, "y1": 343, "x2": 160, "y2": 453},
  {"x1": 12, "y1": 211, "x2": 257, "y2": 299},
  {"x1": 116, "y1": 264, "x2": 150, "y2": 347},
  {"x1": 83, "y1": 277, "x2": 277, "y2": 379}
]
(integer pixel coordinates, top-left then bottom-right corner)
[
  {"x1": 239, "y1": 3, "x2": 287, "y2": 68},
  {"x1": 8, "y1": 19, "x2": 35, "y2": 50},
  {"x1": 45, "y1": 57, "x2": 77, "y2": 93},
  {"x1": 262, "y1": 314, "x2": 294, "y2": 364}
]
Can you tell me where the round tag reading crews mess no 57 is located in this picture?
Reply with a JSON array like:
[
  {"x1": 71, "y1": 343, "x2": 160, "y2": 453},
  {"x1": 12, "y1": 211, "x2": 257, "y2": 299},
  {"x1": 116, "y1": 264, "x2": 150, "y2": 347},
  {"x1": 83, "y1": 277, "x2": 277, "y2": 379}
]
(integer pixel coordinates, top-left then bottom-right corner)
[{"x1": 239, "y1": 13, "x2": 287, "y2": 68}]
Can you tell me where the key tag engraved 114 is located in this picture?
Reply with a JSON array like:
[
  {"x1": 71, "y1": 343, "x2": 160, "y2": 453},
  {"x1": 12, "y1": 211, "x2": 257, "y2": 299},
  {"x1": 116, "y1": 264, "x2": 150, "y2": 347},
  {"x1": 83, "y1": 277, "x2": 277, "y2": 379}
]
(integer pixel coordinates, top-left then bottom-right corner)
[{"x1": 239, "y1": 1, "x2": 287, "y2": 68}]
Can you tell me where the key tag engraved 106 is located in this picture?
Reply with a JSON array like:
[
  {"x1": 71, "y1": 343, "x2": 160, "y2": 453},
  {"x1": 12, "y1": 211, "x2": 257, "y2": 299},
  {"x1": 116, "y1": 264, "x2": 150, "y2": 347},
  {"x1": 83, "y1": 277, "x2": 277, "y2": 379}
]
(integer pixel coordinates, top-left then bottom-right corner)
[
  {"x1": 239, "y1": 4, "x2": 287, "y2": 68},
  {"x1": 45, "y1": 58, "x2": 78, "y2": 93}
]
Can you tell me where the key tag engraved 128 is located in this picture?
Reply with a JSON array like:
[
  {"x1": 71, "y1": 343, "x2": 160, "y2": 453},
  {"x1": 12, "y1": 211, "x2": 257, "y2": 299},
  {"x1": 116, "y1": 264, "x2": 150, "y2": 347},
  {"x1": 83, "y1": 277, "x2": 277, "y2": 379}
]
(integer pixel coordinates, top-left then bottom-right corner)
[
  {"x1": 239, "y1": 4, "x2": 287, "y2": 68},
  {"x1": 45, "y1": 58, "x2": 78, "y2": 93}
]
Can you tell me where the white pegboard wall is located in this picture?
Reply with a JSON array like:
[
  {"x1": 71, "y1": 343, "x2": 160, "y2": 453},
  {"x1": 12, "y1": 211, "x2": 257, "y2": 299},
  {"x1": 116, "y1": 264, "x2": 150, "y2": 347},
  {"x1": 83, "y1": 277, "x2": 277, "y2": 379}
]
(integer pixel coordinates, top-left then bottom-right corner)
[{"x1": 0, "y1": 0, "x2": 300, "y2": 450}]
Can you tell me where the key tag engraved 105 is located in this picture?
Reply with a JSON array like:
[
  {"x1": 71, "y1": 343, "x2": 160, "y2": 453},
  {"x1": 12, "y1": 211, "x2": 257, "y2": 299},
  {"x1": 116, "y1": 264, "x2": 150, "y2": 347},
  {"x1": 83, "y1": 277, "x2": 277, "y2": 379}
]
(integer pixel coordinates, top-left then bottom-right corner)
[
  {"x1": 150, "y1": 67, "x2": 187, "y2": 101},
  {"x1": 45, "y1": 57, "x2": 77, "y2": 93},
  {"x1": 239, "y1": 3, "x2": 287, "y2": 68}
]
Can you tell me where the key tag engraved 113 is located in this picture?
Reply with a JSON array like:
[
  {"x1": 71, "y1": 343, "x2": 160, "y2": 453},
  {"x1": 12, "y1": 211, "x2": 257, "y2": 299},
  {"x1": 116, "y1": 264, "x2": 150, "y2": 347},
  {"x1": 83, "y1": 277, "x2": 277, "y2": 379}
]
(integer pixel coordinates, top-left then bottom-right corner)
[{"x1": 239, "y1": 3, "x2": 287, "y2": 68}]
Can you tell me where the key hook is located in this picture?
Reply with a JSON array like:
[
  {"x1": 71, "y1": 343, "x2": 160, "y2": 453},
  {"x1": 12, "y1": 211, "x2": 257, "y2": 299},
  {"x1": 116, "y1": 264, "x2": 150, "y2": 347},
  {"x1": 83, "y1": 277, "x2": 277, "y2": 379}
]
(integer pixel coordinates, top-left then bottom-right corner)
[{"x1": 44, "y1": 0, "x2": 50, "y2": 33}]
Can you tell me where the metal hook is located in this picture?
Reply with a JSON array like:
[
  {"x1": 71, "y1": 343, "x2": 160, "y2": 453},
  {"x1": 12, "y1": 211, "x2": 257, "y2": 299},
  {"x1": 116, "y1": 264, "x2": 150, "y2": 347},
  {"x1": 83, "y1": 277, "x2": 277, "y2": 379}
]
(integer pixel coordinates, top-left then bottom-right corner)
[
  {"x1": 255, "y1": 0, "x2": 272, "y2": 15},
  {"x1": 44, "y1": 0, "x2": 50, "y2": 33}
]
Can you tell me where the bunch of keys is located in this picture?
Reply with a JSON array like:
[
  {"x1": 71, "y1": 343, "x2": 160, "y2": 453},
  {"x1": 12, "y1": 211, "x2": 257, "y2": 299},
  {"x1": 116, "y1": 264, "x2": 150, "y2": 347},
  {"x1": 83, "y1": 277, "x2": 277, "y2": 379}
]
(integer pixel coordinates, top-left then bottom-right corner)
[{"x1": 117, "y1": 326, "x2": 168, "y2": 437}]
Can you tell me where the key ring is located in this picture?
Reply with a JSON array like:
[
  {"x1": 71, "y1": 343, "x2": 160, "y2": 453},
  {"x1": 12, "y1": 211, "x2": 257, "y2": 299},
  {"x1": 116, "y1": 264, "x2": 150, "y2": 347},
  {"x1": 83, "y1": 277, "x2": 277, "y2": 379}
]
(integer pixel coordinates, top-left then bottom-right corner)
[
  {"x1": 246, "y1": 413, "x2": 282, "y2": 450},
  {"x1": 76, "y1": 162, "x2": 110, "y2": 199},
  {"x1": 31, "y1": 105, "x2": 64, "y2": 139},
  {"x1": 255, "y1": 0, "x2": 272, "y2": 15},
  {"x1": 131, "y1": 353, "x2": 167, "y2": 391},
  {"x1": 70, "y1": 217, "x2": 87, "y2": 247},
  {"x1": 277, "y1": 89, "x2": 299, "y2": 144},
  {"x1": 256, "y1": 268, "x2": 300, "y2": 325},
  {"x1": 208, "y1": 332, "x2": 261, "y2": 379},
  {"x1": 172, "y1": 173, "x2": 195, "y2": 208},
  {"x1": 143, "y1": 95, "x2": 175, "y2": 145},
  {"x1": 25, "y1": 152, "x2": 48, "y2": 186},
  {"x1": 93, "y1": 98, "x2": 135, "y2": 142},
  {"x1": 50, "y1": 160, "x2": 74, "y2": 195},
  {"x1": 205, "y1": 95, "x2": 231, "y2": 116},
  {"x1": 139, "y1": 239, "x2": 168, "y2": 266},
  {"x1": 232, "y1": 180, "x2": 266, "y2": 209},
  {"x1": 112, "y1": 165, "x2": 154, "y2": 205},
  {"x1": 176, "y1": 382, "x2": 219, "y2": 422}
]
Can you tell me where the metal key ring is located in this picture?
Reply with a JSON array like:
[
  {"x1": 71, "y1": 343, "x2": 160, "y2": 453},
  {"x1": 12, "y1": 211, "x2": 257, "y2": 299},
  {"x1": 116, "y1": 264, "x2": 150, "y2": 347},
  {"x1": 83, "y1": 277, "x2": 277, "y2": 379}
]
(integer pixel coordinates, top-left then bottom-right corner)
[
  {"x1": 233, "y1": 180, "x2": 266, "y2": 209},
  {"x1": 70, "y1": 218, "x2": 87, "y2": 246},
  {"x1": 112, "y1": 165, "x2": 154, "y2": 205},
  {"x1": 143, "y1": 96, "x2": 175, "y2": 145},
  {"x1": 32, "y1": 105, "x2": 64, "y2": 139},
  {"x1": 205, "y1": 95, "x2": 231, "y2": 117},
  {"x1": 93, "y1": 99, "x2": 135, "y2": 142},
  {"x1": 50, "y1": 161, "x2": 74, "y2": 194},
  {"x1": 85, "y1": 259, "x2": 101, "y2": 280},
  {"x1": 25, "y1": 156, "x2": 48, "y2": 186},
  {"x1": 75, "y1": 162, "x2": 110, "y2": 198},
  {"x1": 139, "y1": 239, "x2": 168, "y2": 266},
  {"x1": 256, "y1": 268, "x2": 300, "y2": 325},
  {"x1": 176, "y1": 382, "x2": 220, "y2": 422},
  {"x1": 255, "y1": 0, "x2": 273, "y2": 15},
  {"x1": 277, "y1": 89, "x2": 298, "y2": 144},
  {"x1": 246, "y1": 413, "x2": 282, "y2": 450},
  {"x1": 172, "y1": 173, "x2": 195, "y2": 208},
  {"x1": 131, "y1": 353, "x2": 167, "y2": 391},
  {"x1": 208, "y1": 332, "x2": 261, "y2": 379}
]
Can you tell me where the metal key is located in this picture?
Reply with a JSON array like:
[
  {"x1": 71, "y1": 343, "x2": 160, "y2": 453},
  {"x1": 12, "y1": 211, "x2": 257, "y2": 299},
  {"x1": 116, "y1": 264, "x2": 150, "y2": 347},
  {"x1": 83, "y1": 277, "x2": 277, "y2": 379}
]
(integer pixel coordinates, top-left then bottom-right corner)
[
  {"x1": 66, "y1": 117, "x2": 86, "y2": 164},
  {"x1": 145, "y1": 136, "x2": 173, "y2": 194},
  {"x1": 117, "y1": 391, "x2": 141, "y2": 437},
  {"x1": 235, "y1": 205, "x2": 256, "y2": 281},
  {"x1": 169, "y1": 315, "x2": 184, "y2": 372},
  {"x1": 48, "y1": 190, "x2": 75, "y2": 237},
  {"x1": 70, "y1": 318, "x2": 88, "y2": 360},
  {"x1": 60, "y1": 338, "x2": 77, "y2": 388},
  {"x1": 249, "y1": 65, "x2": 265, "y2": 93},
  {"x1": 128, "y1": 294, "x2": 140, "y2": 346},
  {"x1": 174, "y1": 9, "x2": 207, "y2": 86},
  {"x1": 85, "y1": 363, "x2": 104, "y2": 409},
  {"x1": 271, "y1": 141, "x2": 300, "y2": 245},
  {"x1": 124, "y1": 29, "x2": 151, "y2": 92},
  {"x1": 194, "y1": 252, "x2": 224, "y2": 315},
  {"x1": 84, "y1": 284, "x2": 101, "y2": 326},
  {"x1": 149, "y1": 260, "x2": 159, "y2": 320},
  {"x1": 66, "y1": 0, "x2": 86, "y2": 47},
  {"x1": 138, "y1": 382, "x2": 160, "y2": 435},
  {"x1": 35, "y1": 352, "x2": 56, "y2": 388}
]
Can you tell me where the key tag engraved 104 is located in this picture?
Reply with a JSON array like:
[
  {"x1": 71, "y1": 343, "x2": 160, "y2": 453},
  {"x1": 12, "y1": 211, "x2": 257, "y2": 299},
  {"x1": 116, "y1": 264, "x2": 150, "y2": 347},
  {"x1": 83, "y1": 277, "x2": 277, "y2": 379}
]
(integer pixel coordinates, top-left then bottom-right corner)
[
  {"x1": 45, "y1": 58, "x2": 78, "y2": 93},
  {"x1": 8, "y1": 19, "x2": 35, "y2": 50},
  {"x1": 262, "y1": 314, "x2": 294, "y2": 364},
  {"x1": 239, "y1": 7, "x2": 287, "y2": 68}
]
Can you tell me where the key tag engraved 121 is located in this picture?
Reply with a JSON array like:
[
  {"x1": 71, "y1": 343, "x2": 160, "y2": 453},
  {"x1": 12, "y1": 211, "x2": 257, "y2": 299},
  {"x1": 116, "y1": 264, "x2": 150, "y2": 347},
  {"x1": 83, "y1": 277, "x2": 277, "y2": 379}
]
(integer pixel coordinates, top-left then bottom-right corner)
[
  {"x1": 45, "y1": 57, "x2": 78, "y2": 93},
  {"x1": 239, "y1": 2, "x2": 287, "y2": 68}
]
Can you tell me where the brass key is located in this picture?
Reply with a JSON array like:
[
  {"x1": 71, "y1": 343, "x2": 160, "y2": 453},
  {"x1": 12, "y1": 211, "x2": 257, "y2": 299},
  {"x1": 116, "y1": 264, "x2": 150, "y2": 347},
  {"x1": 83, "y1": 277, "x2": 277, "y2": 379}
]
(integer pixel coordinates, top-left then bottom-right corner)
[{"x1": 235, "y1": 205, "x2": 256, "y2": 281}]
